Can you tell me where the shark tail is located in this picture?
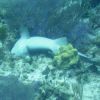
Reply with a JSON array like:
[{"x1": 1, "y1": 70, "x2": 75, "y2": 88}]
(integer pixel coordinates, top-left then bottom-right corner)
[{"x1": 54, "y1": 37, "x2": 67, "y2": 46}]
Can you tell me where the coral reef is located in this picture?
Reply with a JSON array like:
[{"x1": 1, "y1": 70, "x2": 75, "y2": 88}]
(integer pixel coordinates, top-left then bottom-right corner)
[
  {"x1": 82, "y1": 73, "x2": 100, "y2": 100},
  {"x1": 0, "y1": 54, "x2": 52, "y2": 84},
  {"x1": 0, "y1": 0, "x2": 100, "y2": 100},
  {"x1": 0, "y1": 22, "x2": 8, "y2": 40},
  {"x1": 53, "y1": 44, "x2": 79, "y2": 69},
  {"x1": 0, "y1": 8, "x2": 7, "y2": 40},
  {"x1": 88, "y1": 4, "x2": 100, "y2": 29},
  {"x1": 4, "y1": 0, "x2": 86, "y2": 37},
  {"x1": 94, "y1": 35, "x2": 100, "y2": 47},
  {"x1": 40, "y1": 73, "x2": 82, "y2": 100}
]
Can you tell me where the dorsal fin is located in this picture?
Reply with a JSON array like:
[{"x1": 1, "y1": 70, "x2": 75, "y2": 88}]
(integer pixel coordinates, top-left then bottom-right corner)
[{"x1": 20, "y1": 26, "x2": 30, "y2": 39}]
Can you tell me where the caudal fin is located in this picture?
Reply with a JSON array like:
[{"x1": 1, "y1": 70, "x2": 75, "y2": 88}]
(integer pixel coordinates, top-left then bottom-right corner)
[{"x1": 54, "y1": 37, "x2": 67, "y2": 46}]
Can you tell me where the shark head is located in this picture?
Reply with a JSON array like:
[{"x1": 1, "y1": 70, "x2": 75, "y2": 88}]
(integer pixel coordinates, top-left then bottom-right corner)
[{"x1": 11, "y1": 38, "x2": 28, "y2": 56}]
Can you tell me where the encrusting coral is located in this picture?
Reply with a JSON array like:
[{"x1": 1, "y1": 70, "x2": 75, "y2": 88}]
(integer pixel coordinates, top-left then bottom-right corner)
[{"x1": 53, "y1": 44, "x2": 79, "y2": 69}]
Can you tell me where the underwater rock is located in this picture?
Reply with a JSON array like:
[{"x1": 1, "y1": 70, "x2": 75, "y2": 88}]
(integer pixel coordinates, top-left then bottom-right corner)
[
  {"x1": 82, "y1": 73, "x2": 100, "y2": 100},
  {"x1": 0, "y1": 76, "x2": 35, "y2": 100},
  {"x1": 53, "y1": 44, "x2": 79, "y2": 69}
]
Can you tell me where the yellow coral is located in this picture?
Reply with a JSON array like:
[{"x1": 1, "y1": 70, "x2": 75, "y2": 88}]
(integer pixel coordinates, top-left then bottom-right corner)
[{"x1": 53, "y1": 44, "x2": 79, "y2": 69}]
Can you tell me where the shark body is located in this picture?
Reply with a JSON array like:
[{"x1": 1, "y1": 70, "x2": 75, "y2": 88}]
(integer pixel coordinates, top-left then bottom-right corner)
[
  {"x1": 11, "y1": 28, "x2": 67, "y2": 56},
  {"x1": 11, "y1": 28, "x2": 100, "y2": 66}
]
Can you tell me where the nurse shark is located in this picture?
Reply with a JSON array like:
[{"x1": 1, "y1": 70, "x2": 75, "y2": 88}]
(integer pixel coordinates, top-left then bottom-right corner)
[
  {"x1": 11, "y1": 28, "x2": 100, "y2": 66},
  {"x1": 11, "y1": 28, "x2": 67, "y2": 56}
]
